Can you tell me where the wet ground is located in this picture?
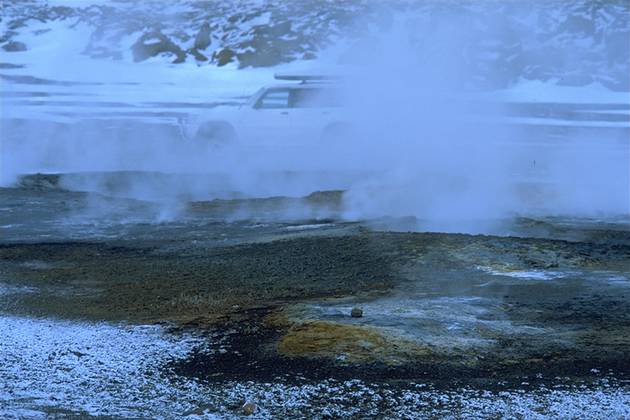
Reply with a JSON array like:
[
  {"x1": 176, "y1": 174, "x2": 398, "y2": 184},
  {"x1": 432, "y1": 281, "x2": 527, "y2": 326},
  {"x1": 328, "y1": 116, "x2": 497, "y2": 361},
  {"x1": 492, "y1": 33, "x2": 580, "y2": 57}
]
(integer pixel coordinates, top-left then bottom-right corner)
[{"x1": 1, "y1": 172, "x2": 629, "y2": 417}]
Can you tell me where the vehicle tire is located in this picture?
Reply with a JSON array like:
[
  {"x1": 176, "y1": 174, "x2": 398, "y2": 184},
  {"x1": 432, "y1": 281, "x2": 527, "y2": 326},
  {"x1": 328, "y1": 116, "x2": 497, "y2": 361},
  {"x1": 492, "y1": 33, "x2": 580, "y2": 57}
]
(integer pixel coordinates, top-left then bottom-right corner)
[
  {"x1": 194, "y1": 121, "x2": 237, "y2": 149},
  {"x1": 320, "y1": 122, "x2": 352, "y2": 143}
]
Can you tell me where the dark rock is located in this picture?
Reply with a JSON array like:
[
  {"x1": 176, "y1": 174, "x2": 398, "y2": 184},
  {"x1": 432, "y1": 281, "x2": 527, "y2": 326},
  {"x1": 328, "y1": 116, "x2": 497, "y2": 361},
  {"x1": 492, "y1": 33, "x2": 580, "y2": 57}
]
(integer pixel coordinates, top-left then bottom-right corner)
[
  {"x1": 0, "y1": 30, "x2": 18, "y2": 43},
  {"x1": 17, "y1": 173, "x2": 62, "y2": 190},
  {"x1": 261, "y1": 21, "x2": 292, "y2": 38},
  {"x1": 2, "y1": 41, "x2": 27, "y2": 52},
  {"x1": 194, "y1": 22, "x2": 211, "y2": 50},
  {"x1": 236, "y1": 38, "x2": 292, "y2": 68},
  {"x1": 189, "y1": 48, "x2": 208, "y2": 62},
  {"x1": 171, "y1": 30, "x2": 191, "y2": 43},
  {"x1": 8, "y1": 19, "x2": 27, "y2": 31},
  {"x1": 351, "y1": 307, "x2": 363, "y2": 318},
  {"x1": 213, "y1": 47, "x2": 235, "y2": 66},
  {"x1": 237, "y1": 49, "x2": 280, "y2": 68},
  {"x1": 241, "y1": 402, "x2": 256, "y2": 416},
  {"x1": 0, "y1": 63, "x2": 25, "y2": 69},
  {"x1": 49, "y1": 6, "x2": 74, "y2": 19},
  {"x1": 33, "y1": 28, "x2": 51, "y2": 36},
  {"x1": 234, "y1": 21, "x2": 301, "y2": 68},
  {"x1": 131, "y1": 31, "x2": 186, "y2": 64}
]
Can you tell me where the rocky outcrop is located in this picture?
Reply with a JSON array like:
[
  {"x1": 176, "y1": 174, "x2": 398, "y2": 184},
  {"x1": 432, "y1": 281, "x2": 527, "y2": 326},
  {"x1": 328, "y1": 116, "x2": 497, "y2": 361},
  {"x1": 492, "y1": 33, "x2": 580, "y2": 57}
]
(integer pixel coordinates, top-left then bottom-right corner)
[
  {"x1": 194, "y1": 22, "x2": 211, "y2": 50},
  {"x1": 188, "y1": 48, "x2": 208, "y2": 62},
  {"x1": 235, "y1": 21, "x2": 301, "y2": 68},
  {"x1": 2, "y1": 41, "x2": 27, "y2": 52},
  {"x1": 131, "y1": 31, "x2": 186, "y2": 64},
  {"x1": 212, "y1": 47, "x2": 236, "y2": 66},
  {"x1": 0, "y1": 0, "x2": 627, "y2": 90},
  {"x1": 188, "y1": 22, "x2": 212, "y2": 62}
]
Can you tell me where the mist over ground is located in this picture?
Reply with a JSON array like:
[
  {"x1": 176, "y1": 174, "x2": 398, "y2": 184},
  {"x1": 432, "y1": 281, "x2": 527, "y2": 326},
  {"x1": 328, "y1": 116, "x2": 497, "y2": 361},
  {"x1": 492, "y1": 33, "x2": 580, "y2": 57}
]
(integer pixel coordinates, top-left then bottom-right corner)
[
  {"x1": 1, "y1": 0, "x2": 629, "y2": 230},
  {"x1": 3, "y1": 2, "x2": 630, "y2": 418}
]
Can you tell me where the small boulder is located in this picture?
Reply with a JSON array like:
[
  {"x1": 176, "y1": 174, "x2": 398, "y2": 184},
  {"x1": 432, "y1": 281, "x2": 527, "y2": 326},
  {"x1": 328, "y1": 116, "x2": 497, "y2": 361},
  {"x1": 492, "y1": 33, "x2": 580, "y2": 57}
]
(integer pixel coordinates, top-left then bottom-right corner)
[
  {"x1": 213, "y1": 48, "x2": 235, "y2": 66},
  {"x1": 350, "y1": 307, "x2": 363, "y2": 318},
  {"x1": 2, "y1": 41, "x2": 27, "y2": 52},
  {"x1": 194, "y1": 22, "x2": 211, "y2": 50},
  {"x1": 0, "y1": 63, "x2": 24, "y2": 69},
  {"x1": 241, "y1": 402, "x2": 256, "y2": 416},
  {"x1": 131, "y1": 31, "x2": 186, "y2": 64},
  {"x1": 189, "y1": 48, "x2": 208, "y2": 62},
  {"x1": 0, "y1": 30, "x2": 18, "y2": 43}
]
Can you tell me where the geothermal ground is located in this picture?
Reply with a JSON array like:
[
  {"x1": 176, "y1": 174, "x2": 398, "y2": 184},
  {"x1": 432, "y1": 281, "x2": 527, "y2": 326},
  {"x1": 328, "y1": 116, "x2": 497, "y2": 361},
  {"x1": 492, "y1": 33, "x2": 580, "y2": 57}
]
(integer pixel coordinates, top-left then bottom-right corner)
[
  {"x1": 2, "y1": 1, "x2": 629, "y2": 417},
  {"x1": 1, "y1": 174, "x2": 629, "y2": 418}
]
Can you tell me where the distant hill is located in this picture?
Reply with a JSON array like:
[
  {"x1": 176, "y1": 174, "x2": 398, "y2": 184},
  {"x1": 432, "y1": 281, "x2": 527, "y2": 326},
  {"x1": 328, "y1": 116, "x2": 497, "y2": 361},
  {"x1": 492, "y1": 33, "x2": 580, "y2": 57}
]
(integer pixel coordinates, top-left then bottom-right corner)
[{"x1": 1, "y1": 0, "x2": 628, "y2": 91}]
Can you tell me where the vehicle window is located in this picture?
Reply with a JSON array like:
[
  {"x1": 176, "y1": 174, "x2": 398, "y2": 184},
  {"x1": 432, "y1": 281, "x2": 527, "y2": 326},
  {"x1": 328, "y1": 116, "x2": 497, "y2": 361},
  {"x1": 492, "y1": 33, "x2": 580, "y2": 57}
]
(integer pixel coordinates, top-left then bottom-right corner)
[
  {"x1": 290, "y1": 88, "x2": 341, "y2": 108},
  {"x1": 256, "y1": 89, "x2": 290, "y2": 109}
]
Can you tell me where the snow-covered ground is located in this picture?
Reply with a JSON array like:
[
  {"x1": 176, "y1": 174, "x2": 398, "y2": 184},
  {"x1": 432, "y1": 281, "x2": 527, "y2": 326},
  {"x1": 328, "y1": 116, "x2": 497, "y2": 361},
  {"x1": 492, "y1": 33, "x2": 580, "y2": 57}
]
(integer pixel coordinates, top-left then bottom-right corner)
[
  {"x1": 0, "y1": 18, "x2": 305, "y2": 123},
  {"x1": 0, "y1": 314, "x2": 204, "y2": 418},
  {"x1": 1, "y1": 313, "x2": 629, "y2": 418},
  {"x1": 1, "y1": 0, "x2": 628, "y2": 125}
]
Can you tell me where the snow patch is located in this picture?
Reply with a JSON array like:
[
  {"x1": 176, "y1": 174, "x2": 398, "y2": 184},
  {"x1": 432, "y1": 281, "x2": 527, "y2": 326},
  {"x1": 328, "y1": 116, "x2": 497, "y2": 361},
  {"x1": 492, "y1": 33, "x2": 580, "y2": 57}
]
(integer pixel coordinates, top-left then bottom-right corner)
[{"x1": 477, "y1": 266, "x2": 570, "y2": 280}]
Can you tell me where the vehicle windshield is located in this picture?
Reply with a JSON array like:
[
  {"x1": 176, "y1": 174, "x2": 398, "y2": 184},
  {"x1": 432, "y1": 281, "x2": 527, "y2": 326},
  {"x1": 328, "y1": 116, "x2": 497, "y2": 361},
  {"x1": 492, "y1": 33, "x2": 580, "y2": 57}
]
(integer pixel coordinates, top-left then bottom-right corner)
[{"x1": 255, "y1": 87, "x2": 341, "y2": 109}]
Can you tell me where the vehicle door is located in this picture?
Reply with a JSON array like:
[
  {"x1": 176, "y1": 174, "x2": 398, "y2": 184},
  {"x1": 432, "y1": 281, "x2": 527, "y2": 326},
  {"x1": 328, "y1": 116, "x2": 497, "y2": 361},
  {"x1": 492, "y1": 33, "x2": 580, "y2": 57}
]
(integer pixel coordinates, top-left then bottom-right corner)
[
  {"x1": 239, "y1": 87, "x2": 295, "y2": 144},
  {"x1": 288, "y1": 87, "x2": 343, "y2": 143}
]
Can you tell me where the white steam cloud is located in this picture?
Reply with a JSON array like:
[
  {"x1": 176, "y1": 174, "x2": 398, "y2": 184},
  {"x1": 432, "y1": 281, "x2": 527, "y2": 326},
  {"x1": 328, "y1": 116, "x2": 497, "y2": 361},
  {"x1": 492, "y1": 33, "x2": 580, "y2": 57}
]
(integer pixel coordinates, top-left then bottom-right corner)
[{"x1": 1, "y1": 3, "x2": 628, "y2": 232}]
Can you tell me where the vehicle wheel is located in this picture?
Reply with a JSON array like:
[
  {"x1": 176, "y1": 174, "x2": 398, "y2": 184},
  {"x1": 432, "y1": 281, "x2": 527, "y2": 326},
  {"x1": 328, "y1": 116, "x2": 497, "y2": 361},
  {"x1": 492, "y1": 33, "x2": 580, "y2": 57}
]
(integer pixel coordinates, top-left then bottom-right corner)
[
  {"x1": 321, "y1": 122, "x2": 352, "y2": 143},
  {"x1": 194, "y1": 122, "x2": 237, "y2": 149}
]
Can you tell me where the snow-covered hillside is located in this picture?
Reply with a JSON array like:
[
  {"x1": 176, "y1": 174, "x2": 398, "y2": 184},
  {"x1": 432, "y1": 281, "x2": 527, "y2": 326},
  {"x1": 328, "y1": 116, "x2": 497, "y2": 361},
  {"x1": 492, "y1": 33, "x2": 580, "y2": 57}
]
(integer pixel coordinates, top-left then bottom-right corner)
[{"x1": 1, "y1": 0, "x2": 629, "y2": 91}]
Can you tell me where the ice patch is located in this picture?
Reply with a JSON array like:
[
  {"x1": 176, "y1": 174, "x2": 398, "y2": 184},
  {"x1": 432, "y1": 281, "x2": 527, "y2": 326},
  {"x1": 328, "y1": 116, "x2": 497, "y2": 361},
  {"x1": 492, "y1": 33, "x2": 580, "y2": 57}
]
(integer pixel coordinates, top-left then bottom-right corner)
[
  {"x1": 286, "y1": 223, "x2": 335, "y2": 231},
  {"x1": 608, "y1": 275, "x2": 629, "y2": 285},
  {"x1": 477, "y1": 266, "x2": 570, "y2": 280},
  {"x1": 600, "y1": 273, "x2": 630, "y2": 286}
]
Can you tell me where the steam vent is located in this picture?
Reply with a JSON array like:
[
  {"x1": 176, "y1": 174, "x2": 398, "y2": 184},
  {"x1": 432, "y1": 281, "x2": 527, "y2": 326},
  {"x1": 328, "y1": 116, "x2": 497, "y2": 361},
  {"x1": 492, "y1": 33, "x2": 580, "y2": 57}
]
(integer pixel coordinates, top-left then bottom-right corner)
[{"x1": 1, "y1": 0, "x2": 629, "y2": 417}]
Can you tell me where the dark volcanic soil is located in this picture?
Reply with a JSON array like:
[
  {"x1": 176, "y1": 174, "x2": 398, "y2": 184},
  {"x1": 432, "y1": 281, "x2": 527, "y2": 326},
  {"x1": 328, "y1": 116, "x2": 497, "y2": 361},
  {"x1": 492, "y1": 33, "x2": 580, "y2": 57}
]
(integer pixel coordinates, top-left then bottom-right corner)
[
  {"x1": 1, "y1": 180, "x2": 629, "y2": 416},
  {"x1": 2, "y1": 182, "x2": 630, "y2": 386},
  {"x1": 0, "y1": 233, "x2": 399, "y2": 322}
]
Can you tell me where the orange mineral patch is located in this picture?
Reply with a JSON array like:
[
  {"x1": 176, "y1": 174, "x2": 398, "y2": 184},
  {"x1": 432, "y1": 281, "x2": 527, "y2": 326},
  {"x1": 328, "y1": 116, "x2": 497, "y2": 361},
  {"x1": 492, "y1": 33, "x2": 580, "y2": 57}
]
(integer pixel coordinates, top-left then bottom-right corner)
[{"x1": 278, "y1": 320, "x2": 430, "y2": 365}]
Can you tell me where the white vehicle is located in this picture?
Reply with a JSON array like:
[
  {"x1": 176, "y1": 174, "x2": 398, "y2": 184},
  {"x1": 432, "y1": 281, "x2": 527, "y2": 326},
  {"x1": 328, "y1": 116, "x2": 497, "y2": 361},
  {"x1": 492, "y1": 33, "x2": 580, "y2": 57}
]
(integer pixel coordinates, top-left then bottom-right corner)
[{"x1": 188, "y1": 74, "x2": 350, "y2": 147}]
